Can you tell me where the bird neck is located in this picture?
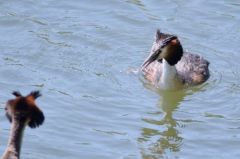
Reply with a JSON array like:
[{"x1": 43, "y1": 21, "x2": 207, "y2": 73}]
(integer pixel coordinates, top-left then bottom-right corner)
[
  {"x1": 2, "y1": 117, "x2": 27, "y2": 159},
  {"x1": 158, "y1": 59, "x2": 178, "y2": 89}
]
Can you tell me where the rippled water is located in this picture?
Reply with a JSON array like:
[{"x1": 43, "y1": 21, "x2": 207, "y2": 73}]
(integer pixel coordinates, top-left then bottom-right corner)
[{"x1": 0, "y1": 0, "x2": 240, "y2": 159}]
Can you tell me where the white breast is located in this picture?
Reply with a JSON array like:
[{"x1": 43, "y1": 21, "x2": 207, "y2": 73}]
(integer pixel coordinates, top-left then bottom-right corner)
[{"x1": 157, "y1": 59, "x2": 182, "y2": 90}]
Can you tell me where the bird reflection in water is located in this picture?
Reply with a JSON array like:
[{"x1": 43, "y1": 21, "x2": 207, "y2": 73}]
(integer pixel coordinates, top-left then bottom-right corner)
[{"x1": 138, "y1": 86, "x2": 191, "y2": 159}]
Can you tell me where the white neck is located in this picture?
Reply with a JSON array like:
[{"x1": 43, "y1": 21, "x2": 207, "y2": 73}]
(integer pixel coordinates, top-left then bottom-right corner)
[{"x1": 158, "y1": 59, "x2": 178, "y2": 90}]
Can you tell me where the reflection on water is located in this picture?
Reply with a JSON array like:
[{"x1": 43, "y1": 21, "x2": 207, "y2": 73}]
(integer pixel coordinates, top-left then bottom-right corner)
[
  {"x1": 138, "y1": 86, "x2": 201, "y2": 158},
  {"x1": 0, "y1": 0, "x2": 240, "y2": 158}
]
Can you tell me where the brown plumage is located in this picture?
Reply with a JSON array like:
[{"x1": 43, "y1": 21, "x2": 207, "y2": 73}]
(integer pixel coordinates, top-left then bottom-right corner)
[
  {"x1": 142, "y1": 29, "x2": 210, "y2": 89},
  {"x1": 2, "y1": 91, "x2": 44, "y2": 159}
]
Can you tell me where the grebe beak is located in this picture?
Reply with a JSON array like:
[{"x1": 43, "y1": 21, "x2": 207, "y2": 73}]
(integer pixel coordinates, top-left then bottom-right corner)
[{"x1": 142, "y1": 35, "x2": 178, "y2": 68}]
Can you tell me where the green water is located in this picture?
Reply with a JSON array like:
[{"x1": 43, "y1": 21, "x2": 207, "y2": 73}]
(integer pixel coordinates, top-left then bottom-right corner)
[{"x1": 0, "y1": 0, "x2": 240, "y2": 158}]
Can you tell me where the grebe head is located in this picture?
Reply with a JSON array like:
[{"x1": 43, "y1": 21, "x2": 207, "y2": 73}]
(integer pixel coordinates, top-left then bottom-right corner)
[
  {"x1": 142, "y1": 29, "x2": 183, "y2": 67},
  {"x1": 5, "y1": 91, "x2": 44, "y2": 128}
]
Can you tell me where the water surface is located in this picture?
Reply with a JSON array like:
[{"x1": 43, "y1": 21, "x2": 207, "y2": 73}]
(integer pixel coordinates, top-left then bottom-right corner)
[{"x1": 0, "y1": 0, "x2": 240, "y2": 159}]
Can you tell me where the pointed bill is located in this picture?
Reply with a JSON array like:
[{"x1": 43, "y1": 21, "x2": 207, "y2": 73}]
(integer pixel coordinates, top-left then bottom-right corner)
[{"x1": 142, "y1": 35, "x2": 178, "y2": 68}]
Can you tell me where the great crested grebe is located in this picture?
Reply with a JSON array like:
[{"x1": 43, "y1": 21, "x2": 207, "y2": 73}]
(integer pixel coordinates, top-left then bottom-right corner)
[
  {"x1": 141, "y1": 29, "x2": 210, "y2": 90},
  {"x1": 1, "y1": 91, "x2": 44, "y2": 159}
]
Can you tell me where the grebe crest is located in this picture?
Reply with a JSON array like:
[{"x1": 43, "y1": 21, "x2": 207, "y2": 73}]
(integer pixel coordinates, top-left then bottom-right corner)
[
  {"x1": 142, "y1": 29, "x2": 183, "y2": 68},
  {"x1": 5, "y1": 90, "x2": 44, "y2": 128},
  {"x1": 141, "y1": 29, "x2": 210, "y2": 90},
  {"x1": 2, "y1": 90, "x2": 44, "y2": 159}
]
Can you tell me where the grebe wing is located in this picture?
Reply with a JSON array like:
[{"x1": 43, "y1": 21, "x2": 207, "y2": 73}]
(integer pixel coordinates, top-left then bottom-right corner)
[{"x1": 176, "y1": 53, "x2": 210, "y2": 84}]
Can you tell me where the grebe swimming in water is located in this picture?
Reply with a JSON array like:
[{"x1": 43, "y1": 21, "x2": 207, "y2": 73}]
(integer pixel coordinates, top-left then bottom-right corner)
[
  {"x1": 141, "y1": 30, "x2": 210, "y2": 90},
  {"x1": 1, "y1": 91, "x2": 44, "y2": 159}
]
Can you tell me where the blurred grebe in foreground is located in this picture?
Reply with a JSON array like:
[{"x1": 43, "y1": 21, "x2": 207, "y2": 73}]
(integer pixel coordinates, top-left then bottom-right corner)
[
  {"x1": 141, "y1": 29, "x2": 210, "y2": 90},
  {"x1": 1, "y1": 91, "x2": 44, "y2": 159}
]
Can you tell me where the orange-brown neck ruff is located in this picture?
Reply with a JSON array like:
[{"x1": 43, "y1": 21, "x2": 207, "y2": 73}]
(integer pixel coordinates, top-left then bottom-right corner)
[
  {"x1": 2, "y1": 91, "x2": 45, "y2": 159},
  {"x1": 160, "y1": 38, "x2": 183, "y2": 66},
  {"x1": 142, "y1": 36, "x2": 180, "y2": 68},
  {"x1": 141, "y1": 29, "x2": 210, "y2": 89}
]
